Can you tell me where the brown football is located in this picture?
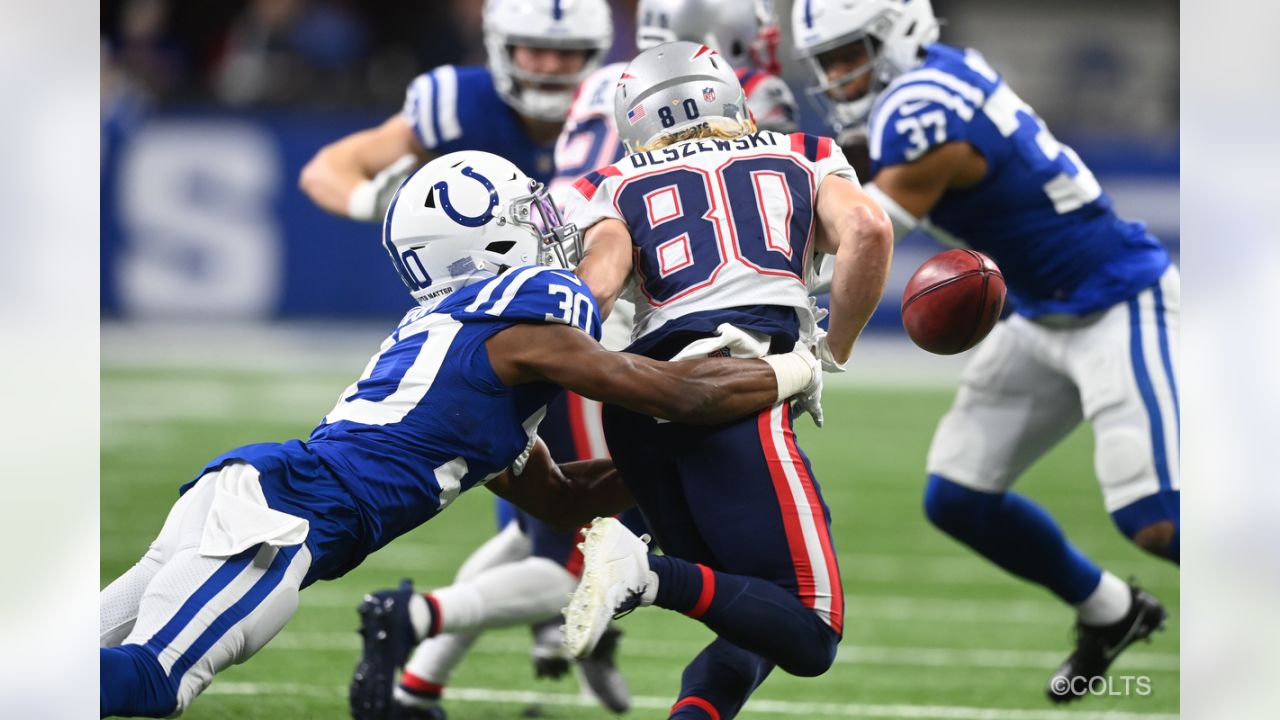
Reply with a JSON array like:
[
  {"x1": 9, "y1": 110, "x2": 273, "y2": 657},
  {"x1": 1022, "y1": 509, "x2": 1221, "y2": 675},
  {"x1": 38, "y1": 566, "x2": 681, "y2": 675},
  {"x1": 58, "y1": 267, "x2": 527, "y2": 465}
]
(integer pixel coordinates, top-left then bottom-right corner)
[{"x1": 901, "y1": 249, "x2": 1006, "y2": 355}]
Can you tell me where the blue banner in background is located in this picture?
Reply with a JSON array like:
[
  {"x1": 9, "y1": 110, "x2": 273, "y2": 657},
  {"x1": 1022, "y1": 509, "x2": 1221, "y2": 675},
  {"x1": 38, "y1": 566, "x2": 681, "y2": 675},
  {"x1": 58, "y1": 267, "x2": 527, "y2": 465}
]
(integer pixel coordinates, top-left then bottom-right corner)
[{"x1": 101, "y1": 109, "x2": 1178, "y2": 330}]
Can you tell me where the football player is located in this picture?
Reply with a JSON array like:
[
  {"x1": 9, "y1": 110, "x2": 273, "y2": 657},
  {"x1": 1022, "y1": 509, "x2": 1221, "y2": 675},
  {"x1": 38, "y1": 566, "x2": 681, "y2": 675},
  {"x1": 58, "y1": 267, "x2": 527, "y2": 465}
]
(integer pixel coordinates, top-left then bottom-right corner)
[
  {"x1": 550, "y1": 0, "x2": 799, "y2": 206},
  {"x1": 389, "y1": 6, "x2": 804, "y2": 714},
  {"x1": 559, "y1": 42, "x2": 894, "y2": 719},
  {"x1": 300, "y1": 0, "x2": 612, "y2": 222},
  {"x1": 296, "y1": 1, "x2": 632, "y2": 712},
  {"x1": 792, "y1": 0, "x2": 1178, "y2": 703},
  {"x1": 99, "y1": 151, "x2": 823, "y2": 719}
]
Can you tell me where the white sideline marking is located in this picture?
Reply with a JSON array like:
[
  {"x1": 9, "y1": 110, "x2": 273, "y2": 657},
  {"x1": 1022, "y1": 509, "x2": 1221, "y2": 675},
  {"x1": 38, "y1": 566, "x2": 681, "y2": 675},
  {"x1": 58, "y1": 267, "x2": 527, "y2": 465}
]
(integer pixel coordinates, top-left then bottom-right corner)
[
  {"x1": 205, "y1": 682, "x2": 1178, "y2": 719},
  {"x1": 262, "y1": 632, "x2": 1178, "y2": 672}
]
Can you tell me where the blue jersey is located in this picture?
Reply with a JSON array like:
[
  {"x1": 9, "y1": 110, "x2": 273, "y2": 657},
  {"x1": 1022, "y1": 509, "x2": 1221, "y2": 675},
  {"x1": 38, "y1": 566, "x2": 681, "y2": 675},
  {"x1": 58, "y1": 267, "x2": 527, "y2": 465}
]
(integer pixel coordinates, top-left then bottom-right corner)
[
  {"x1": 187, "y1": 266, "x2": 601, "y2": 584},
  {"x1": 403, "y1": 65, "x2": 557, "y2": 184},
  {"x1": 867, "y1": 44, "x2": 1170, "y2": 318}
]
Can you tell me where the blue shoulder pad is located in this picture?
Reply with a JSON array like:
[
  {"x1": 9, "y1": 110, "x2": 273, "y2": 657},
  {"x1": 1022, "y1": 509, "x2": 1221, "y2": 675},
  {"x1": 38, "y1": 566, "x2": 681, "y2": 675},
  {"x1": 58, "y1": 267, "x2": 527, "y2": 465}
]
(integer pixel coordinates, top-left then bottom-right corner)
[
  {"x1": 402, "y1": 65, "x2": 483, "y2": 151},
  {"x1": 448, "y1": 266, "x2": 602, "y2": 341},
  {"x1": 868, "y1": 45, "x2": 1000, "y2": 173}
]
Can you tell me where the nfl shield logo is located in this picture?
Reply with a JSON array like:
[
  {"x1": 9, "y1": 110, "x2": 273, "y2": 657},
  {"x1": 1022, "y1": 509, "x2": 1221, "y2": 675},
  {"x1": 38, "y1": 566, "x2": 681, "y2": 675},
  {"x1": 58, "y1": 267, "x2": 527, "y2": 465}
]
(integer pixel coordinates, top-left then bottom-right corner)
[{"x1": 702, "y1": 87, "x2": 716, "y2": 102}]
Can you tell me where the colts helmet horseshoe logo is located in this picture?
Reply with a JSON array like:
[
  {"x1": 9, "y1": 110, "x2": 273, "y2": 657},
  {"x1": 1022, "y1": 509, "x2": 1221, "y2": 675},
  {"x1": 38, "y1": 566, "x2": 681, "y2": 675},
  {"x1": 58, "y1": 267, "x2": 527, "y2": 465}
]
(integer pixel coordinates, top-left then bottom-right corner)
[{"x1": 435, "y1": 166, "x2": 499, "y2": 228}]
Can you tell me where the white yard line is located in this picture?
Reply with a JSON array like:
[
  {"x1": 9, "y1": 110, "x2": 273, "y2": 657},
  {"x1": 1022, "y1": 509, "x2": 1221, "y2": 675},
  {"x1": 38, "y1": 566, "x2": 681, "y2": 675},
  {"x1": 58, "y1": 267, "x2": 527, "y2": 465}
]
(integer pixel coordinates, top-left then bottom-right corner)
[
  {"x1": 205, "y1": 681, "x2": 1178, "y2": 719},
  {"x1": 260, "y1": 632, "x2": 1177, "y2": 672}
]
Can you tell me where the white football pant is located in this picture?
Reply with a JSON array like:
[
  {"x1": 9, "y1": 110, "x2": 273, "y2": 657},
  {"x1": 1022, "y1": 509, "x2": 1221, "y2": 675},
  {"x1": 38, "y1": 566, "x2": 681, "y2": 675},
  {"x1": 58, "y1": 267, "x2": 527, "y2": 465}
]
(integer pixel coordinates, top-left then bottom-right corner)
[
  {"x1": 928, "y1": 267, "x2": 1180, "y2": 511},
  {"x1": 100, "y1": 465, "x2": 311, "y2": 715}
]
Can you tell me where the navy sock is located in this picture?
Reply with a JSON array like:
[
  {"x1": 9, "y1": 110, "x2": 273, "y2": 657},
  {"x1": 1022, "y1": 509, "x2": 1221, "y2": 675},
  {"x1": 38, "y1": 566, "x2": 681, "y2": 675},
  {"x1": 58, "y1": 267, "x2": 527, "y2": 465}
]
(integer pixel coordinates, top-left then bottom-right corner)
[
  {"x1": 669, "y1": 638, "x2": 772, "y2": 719},
  {"x1": 648, "y1": 555, "x2": 838, "y2": 677},
  {"x1": 924, "y1": 474, "x2": 1102, "y2": 603},
  {"x1": 100, "y1": 645, "x2": 177, "y2": 718}
]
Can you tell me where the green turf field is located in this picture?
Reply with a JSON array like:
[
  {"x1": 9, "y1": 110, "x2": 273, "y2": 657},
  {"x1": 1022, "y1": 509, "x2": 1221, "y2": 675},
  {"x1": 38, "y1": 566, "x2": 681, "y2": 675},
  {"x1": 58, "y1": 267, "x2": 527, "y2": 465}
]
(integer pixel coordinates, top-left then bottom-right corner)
[{"x1": 101, "y1": 361, "x2": 1179, "y2": 720}]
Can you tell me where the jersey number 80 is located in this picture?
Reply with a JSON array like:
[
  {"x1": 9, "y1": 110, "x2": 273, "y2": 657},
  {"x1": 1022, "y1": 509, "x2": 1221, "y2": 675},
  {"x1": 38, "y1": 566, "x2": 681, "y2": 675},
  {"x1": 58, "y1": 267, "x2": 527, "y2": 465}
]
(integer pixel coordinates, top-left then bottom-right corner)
[{"x1": 616, "y1": 156, "x2": 815, "y2": 305}]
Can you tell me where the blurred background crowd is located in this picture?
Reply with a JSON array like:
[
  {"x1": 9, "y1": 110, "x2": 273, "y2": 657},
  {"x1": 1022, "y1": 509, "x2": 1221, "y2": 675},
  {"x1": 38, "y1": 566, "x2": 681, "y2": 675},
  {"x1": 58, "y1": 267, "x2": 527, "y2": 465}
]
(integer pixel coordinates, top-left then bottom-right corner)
[
  {"x1": 102, "y1": 0, "x2": 1176, "y2": 134},
  {"x1": 100, "y1": 0, "x2": 1177, "y2": 322}
]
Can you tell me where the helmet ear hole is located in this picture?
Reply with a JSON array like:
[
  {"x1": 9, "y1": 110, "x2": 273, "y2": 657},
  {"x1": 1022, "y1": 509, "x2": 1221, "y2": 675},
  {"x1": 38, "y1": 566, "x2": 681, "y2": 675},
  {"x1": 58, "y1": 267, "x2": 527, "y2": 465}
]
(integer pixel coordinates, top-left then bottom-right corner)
[
  {"x1": 485, "y1": 240, "x2": 517, "y2": 254},
  {"x1": 424, "y1": 187, "x2": 437, "y2": 208}
]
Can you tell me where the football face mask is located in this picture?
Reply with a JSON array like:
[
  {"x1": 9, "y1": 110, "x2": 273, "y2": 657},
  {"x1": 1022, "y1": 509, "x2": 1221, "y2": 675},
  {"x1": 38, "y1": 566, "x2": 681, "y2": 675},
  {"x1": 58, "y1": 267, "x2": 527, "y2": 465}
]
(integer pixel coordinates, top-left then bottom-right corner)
[{"x1": 505, "y1": 180, "x2": 583, "y2": 269}]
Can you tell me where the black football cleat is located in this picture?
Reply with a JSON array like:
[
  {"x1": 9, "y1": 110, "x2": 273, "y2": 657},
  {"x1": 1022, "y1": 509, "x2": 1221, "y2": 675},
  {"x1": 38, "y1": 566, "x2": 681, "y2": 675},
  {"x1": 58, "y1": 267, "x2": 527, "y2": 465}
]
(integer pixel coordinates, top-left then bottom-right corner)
[
  {"x1": 351, "y1": 580, "x2": 420, "y2": 720},
  {"x1": 1046, "y1": 584, "x2": 1166, "y2": 704},
  {"x1": 577, "y1": 624, "x2": 632, "y2": 713}
]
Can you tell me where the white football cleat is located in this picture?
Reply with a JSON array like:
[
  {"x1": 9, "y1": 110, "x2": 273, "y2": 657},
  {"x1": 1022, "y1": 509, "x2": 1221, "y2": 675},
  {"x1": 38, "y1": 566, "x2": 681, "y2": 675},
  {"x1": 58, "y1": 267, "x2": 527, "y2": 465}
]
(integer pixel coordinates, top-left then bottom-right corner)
[{"x1": 562, "y1": 517, "x2": 652, "y2": 658}]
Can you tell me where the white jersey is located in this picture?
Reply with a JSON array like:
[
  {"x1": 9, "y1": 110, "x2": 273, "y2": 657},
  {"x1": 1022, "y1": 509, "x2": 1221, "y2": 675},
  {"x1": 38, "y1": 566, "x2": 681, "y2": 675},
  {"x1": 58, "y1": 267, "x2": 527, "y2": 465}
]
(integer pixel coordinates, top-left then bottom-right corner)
[{"x1": 563, "y1": 130, "x2": 857, "y2": 354}]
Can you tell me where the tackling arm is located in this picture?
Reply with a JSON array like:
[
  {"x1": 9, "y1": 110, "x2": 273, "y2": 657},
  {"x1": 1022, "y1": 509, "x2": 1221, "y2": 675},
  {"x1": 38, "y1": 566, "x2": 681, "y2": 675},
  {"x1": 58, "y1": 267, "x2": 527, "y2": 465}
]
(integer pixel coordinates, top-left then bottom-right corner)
[
  {"x1": 485, "y1": 439, "x2": 632, "y2": 533},
  {"x1": 486, "y1": 322, "x2": 815, "y2": 424},
  {"x1": 573, "y1": 219, "x2": 634, "y2": 320},
  {"x1": 812, "y1": 175, "x2": 895, "y2": 367},
  {"x1": 299, "y1": 114, "x2": 432, "y2": 221}
]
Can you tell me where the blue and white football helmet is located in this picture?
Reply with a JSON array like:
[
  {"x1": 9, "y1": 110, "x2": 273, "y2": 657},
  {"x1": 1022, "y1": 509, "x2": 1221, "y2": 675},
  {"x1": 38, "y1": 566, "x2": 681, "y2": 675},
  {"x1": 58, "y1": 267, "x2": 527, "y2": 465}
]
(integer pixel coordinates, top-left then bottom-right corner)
[
  {"x1": 383, "y1": 151, "x2": 581, "y2": 307},
  {"x1": 483, "y1": 0, "x2": 615, "y2": 122},
  {"x1": 792, "y1": 0, "x2": 939, "y2": 135}
]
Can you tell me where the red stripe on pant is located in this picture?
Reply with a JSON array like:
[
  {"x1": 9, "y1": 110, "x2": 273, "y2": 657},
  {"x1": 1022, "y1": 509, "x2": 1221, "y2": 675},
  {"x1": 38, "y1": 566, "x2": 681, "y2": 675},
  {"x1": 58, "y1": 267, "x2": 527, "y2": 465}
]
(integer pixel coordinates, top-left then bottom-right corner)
[
  {"x1": 564, "y1": 525, "x2": 587, "y2": 578},
  {"x1": 671, "y1": 695, "x2": 721, "y2": 719},
  {"x1": 757, "y1": 405, "x2": 818, "y2": 611},
  {"x1": 779, "y1": 404, "x2": 844, "y2": 635},
  {"x1": 565, "y1": 391, "x2": 592, "y2": 461}
]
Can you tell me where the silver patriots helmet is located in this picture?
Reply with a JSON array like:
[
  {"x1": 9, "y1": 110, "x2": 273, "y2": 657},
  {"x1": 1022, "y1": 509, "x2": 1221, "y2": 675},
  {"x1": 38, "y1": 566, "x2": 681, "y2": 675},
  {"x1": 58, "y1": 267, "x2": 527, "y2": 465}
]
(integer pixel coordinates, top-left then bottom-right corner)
[
  {"x1": 614, "y1": 41, "x2": 752, "y2": 154},
  {"x1": 636, "y1": 0, "x2": 782, "y2": 75}
]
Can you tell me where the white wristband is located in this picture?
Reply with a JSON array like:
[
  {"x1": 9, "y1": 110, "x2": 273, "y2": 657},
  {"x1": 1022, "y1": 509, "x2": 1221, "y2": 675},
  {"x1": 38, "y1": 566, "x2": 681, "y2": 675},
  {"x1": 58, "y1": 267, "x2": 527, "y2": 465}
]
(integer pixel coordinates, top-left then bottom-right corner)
[
  {"x1": 763, "y1": 351, "x2": 815, "y2": 403},
  {"x1": 347, "y1": 179, "x2": 379, "y2": 222}
]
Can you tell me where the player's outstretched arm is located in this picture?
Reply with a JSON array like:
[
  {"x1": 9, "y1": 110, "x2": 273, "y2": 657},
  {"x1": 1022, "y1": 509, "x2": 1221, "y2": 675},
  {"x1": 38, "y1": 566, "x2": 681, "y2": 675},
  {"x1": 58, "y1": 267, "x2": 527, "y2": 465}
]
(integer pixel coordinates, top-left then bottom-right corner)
[
  {"x1": 299, "y1": 114, "x2": 432, "y2": 221},
  {"x1": 574, "y1": 219, "x2": 634, "y2": 320},
  {"x1": 486, "y1": 322, "x2": 815, "y2": 425},
  {"x1": 486, "y1": 439, "x2": 633, "y2": 533},
  {"x1": 813, "y1": 174, "x2": 895, "y2": 366}
]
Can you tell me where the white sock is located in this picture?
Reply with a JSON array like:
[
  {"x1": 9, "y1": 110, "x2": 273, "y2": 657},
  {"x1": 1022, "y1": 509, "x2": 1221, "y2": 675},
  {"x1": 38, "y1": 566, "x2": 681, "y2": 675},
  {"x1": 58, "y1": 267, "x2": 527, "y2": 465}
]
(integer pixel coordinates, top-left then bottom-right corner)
[
  {"x1": 1075, "y1": 571, "x2": 1132, "y2": 626},
  {"x1": 397, "y1": 632, "x2": 479, "y2": 702},
  {"x1": 408, "y1": 592, "x2": 432, "y2": 641},
  {"x1": 433, "y1": 557, "x2": 577, "y2": 634},
  {"x1": 640, "y1": 570, "x2": 659, "y2": 606}
]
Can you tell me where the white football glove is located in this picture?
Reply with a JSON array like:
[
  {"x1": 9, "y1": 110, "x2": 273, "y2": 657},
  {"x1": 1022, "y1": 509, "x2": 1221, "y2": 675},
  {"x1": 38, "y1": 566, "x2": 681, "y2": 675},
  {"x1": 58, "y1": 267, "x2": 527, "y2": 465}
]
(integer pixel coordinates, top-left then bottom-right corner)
[
  {"x1": 788, "y1": 344, "x2": 825, "y2": 428},
  {"x1": 347, "y1": 153, "x2": 419, "y2": 222}
]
